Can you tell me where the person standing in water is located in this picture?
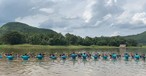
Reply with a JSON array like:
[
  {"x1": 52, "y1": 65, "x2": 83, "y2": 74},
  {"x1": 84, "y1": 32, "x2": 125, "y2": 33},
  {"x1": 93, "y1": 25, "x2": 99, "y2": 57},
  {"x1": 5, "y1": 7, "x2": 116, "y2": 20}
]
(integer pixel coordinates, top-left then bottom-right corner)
[
  {"x1": 86, "y1": 52, "x2": 92, "y2": 60},
  {"x1": 60, "y1": 54, "x2": 67, "y2": 63},
  {"x1": 112, "y1": 53, "x2": 117, "y2": 59},
  {"x1": 70, "y1": 52, "x2": 77, "y2": 60},
  {"x1": 81, "y1": 53, "x2": 88, "y2": 65},
  {"x1": 50, "y1": 54, "x2": 57, "y2": 62},
  {"x1": 21, "y1": 53, "x2": 30, "y2": 61},
  {"x1": 134, "y1": 53, "x2": 140, "y2": 63},
  {"x1": 102, "y1": 53, "x2": 108, "y2": 61},
  {"x1": 124, "y1": 53, "x2": 130, "y2": 61},
  {"x1": 92, "y1": 53, "x2": 99, "y2": 61},
  {"x1": 60, "y1": 54, "x2": 67, "y2": 60},
  {"x1": 111, "y1": 53, "x2": 117, "y2": 63},
  {"x1": 141, "y1": 54, "x2": 146, "y2": 62},
  {"x1": 77, "y1": 53, "x2": 82, "y2": 59},
  {"x1": 70, "y1": 52, "x2": 78, "y2": 65},
  {"x1": 36, "y1": 53, "x2": 44, "y2": 61},
  {"x1": 5, "y1": 53, "x2": 14, "y2": 64},
  {"x1": 82, "y1": 53, "x2": 88, "y2": 60}
]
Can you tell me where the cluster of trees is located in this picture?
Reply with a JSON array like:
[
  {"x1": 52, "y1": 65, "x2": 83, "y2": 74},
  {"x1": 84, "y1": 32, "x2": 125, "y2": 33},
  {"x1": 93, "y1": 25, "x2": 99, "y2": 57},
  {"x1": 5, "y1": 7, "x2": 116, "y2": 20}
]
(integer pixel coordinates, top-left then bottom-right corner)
[{"x1": 0, "y1": 31, "x2": 138, "y2": 46}]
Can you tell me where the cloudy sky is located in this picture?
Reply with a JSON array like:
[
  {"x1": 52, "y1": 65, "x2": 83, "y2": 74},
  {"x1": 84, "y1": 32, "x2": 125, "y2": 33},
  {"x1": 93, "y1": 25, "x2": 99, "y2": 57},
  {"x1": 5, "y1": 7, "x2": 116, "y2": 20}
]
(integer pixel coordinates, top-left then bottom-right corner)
[{"x1": 0, "y1": 0, "x2": 146, "y2": 37}]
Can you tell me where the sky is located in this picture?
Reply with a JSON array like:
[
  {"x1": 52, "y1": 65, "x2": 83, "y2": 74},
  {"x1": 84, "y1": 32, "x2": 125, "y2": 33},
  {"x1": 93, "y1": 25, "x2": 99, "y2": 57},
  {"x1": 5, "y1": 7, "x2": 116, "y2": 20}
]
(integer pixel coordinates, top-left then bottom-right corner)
[{"x1": 0, "y1": 0, "x2": 146, "y2": 37}]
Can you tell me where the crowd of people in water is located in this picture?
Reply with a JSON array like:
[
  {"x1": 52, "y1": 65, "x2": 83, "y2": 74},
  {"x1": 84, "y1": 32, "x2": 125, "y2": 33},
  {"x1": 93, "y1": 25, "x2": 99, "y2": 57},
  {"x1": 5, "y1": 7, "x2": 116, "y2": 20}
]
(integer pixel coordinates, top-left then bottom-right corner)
[{"x1": 0, "y1": 52, "x2": 145, "y2": 62}]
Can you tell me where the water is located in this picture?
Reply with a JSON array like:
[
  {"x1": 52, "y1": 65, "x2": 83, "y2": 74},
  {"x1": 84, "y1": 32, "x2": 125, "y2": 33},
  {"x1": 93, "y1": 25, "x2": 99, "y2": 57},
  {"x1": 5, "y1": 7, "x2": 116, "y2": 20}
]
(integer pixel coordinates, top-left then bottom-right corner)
[
  {"x1": 0, "y1": 48, "x2": 146, "y2": 76},
  {"x1": 0, "y1": 59, "x2": 146, "y2": 76}
]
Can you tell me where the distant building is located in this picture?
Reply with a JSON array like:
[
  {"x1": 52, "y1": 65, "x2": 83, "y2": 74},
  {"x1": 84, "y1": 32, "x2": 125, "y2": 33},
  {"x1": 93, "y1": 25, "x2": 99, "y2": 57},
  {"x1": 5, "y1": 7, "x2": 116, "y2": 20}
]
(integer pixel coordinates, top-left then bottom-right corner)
[
  {"x1": 119, "y1": 44, "x2": 126, "y2": 54},
  {"x1": 119, "y1": 44, "x2": 126, "y2": 48}
]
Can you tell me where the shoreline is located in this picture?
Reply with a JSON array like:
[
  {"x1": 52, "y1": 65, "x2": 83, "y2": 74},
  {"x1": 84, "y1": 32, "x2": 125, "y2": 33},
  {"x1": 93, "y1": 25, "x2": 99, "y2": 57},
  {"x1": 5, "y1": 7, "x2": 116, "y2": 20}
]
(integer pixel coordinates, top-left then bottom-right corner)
[{"x1": 0, "y1": 44, "x2": 144, "y2": 51}]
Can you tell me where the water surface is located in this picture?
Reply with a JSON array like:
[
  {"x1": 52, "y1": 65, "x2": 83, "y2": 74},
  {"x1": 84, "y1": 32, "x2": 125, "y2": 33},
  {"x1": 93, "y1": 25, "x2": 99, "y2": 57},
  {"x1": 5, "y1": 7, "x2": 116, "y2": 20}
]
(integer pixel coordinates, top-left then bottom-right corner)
[{"x1": 0, "y1": 48, "x2": 146, "y2": 76}]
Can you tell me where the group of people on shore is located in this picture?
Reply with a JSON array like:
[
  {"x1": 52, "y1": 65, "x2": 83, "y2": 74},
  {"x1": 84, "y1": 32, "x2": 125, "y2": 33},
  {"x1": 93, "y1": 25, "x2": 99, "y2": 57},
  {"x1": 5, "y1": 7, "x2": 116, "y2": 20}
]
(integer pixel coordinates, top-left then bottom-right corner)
[{"x1": 0, "y1": 52, "x2": 146, "y2": 62}]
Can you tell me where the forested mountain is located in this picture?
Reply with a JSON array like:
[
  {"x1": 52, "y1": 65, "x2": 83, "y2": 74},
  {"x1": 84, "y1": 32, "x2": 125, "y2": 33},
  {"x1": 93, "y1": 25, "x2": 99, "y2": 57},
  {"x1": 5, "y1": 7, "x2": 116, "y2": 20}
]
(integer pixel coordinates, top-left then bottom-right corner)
[
  {"x1": 124, "y1": 31, "x2": 146, "y2": 45},
  {"x1": 0, "y1": 22, "x2": 141, "y2": 46},
  {"x1": 0, "y1": 22, "x2": 63, "y2": 45},
  {"x1": 0, "y1": 22, "x2": 57, "y2": 35}
]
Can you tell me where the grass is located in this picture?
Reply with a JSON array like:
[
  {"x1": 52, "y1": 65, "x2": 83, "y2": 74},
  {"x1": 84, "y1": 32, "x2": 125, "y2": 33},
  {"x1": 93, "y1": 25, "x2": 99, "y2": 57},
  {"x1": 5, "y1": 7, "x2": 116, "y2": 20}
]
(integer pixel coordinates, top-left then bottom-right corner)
[
  {"x1": 141, "y1": 46, "x2": 146, "y2": 48},
  {"x1": 0, "y1": 44, "x2": 118, "y2": 53},
  {"x1": 0, "y1": 44, "x2": 119, "y2": 50},
  {"x1": 0, "y1": 44, "x2": 145, "y2": 53}
]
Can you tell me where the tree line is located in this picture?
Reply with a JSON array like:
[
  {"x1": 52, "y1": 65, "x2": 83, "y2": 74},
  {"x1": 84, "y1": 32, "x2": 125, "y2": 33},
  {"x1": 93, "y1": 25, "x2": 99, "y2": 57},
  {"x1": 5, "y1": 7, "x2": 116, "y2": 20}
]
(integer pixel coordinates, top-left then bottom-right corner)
[{"x1": 0, "y1": 31, "x2": 138, "y2": 46}]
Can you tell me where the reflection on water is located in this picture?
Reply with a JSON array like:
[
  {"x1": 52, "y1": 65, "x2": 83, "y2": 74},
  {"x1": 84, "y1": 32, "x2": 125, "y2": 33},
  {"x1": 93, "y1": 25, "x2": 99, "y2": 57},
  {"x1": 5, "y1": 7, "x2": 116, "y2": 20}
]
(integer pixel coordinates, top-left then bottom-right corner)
[{"x1": 0, "y1": 59, "x2": 146, "y2": 76}]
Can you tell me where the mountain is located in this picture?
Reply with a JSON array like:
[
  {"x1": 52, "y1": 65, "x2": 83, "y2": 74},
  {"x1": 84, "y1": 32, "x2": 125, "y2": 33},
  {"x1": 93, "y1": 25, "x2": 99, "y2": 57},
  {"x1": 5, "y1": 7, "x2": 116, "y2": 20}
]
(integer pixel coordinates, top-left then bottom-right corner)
[
  {"x1": 124, "y1": 31, "x2": 146, "y2": 44},
  {"x1": 0, "y1": 22, "x2": 146, "y2": 45},
  {"x1": 0, "y1": 22, "x2": 57, "y2": 35}
]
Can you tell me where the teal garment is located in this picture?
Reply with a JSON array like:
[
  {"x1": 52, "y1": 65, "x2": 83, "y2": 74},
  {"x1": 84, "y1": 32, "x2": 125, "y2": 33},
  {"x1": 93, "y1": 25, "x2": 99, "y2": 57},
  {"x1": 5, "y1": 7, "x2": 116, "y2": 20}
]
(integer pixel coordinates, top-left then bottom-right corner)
[
  {"x1": 36, "y1": 55, "x2": 44, "y2": 60},
  {"x1": 0, "y1": 55, "x2": 2, "y2": 59},
  {"x1": 93, "y1": 55, "x2": 98, "y2": 60},
  {"x1": 82, "y1": 54, "x2": 87, "y2": 60},
  {"x1": 71, "y1": 54, "x2": 77, "y2": 60},
  {"x1": 112, "y1": 54, "x2": 117, "y2": 59},
  {"x1": 103, "y1": 55, "x2": 108, "y2": 60},
  {"x1": 124, "y1": 54, "x2": 129, "y2": 61},
  {"x1": 6, "y1": 56, "x2": 14, "y2": 60},
  {"x1": 135, "y1": 55, "x2": 140, "y2": 60},
  {"x1": 50, "y1": 56, "x2": 57, "y2": 60},
  {"x1": 61, "y1": 55, "x2": 67, "y2": 60},
  {"x1": 21, "y1": 55, "x2": 30, "y2": 60}
]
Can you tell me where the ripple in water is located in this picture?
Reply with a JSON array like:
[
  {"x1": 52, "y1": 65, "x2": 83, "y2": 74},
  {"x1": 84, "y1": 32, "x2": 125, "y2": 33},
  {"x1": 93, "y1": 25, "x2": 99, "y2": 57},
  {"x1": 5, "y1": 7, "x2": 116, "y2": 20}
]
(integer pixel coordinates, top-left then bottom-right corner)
[{"x1": 0, "y1": 60, "x2": 146, "y2": 76}]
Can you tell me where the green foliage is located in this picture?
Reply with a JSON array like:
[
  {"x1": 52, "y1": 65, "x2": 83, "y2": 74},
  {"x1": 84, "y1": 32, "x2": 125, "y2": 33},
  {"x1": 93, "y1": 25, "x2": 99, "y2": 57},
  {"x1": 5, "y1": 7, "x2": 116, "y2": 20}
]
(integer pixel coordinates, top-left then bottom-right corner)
[
  {"x1": 2, "y1": 31, "x2": 25, "y2": 45},
  {"x1": 49, "y1": 33, "x2": 67, "y2": 45},
  {"x1": 126, "y1": 39, "x2": 137, "y2": 46},
  {"x1": 0, "y1": 22, "x2": 57, "y2": 35},
  {"x1": 0, "y1": 22, "x2": 139, "y2": 46},
  {"x1": 124, "y1": 31, "x2": 146, "y2": 44},
  {"x1": 65, "y1": 33, "x2": 79, "y2": 45},
  {"x1": 82, "y1": 36, "x2": 93, "y2": 46}
]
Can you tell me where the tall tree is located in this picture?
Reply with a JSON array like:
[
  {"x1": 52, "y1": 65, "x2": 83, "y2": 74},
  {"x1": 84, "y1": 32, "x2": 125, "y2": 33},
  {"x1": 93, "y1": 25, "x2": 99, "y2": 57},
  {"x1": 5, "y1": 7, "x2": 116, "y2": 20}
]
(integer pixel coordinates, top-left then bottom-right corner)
[
  {"x1": 2, "y1": 31, "x2": 25, "y2": 45},
  {"x1": 65, "y1": 33, "x2": 78, "y2": 45}
]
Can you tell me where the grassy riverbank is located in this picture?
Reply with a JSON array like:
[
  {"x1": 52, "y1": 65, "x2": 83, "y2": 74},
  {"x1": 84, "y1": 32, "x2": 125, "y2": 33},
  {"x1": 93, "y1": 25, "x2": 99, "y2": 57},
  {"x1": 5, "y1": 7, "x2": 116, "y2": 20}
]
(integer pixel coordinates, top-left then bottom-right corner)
[
  {"x1": 0, "y1": 44, "x2": 118, "y2": 50},
  {"x1": 0, "y1": 44, "x2": 144, "y2": 53}
]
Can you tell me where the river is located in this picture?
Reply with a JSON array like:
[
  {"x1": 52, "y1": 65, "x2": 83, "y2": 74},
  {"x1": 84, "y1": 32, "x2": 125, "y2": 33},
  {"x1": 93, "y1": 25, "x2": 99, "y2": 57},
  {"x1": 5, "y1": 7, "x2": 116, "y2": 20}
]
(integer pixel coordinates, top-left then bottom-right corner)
[{"x1": 0, "y1": 48, "x2": 146, "y2": 76}]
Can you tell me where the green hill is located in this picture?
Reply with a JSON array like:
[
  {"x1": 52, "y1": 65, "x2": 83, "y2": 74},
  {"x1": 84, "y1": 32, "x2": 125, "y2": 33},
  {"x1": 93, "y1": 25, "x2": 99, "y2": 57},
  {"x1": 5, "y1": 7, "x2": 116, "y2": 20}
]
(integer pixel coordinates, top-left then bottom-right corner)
[
  {"x1": 124, "y1": 31, "x2": 146, "y2": 44},
  {"x1": 0, "y1": 22, "x2": 57, "y2": 35},
  {"x1": 0, "y1": 22, "x2": 145, "y2": 45},
  {"x1": 0, "y1": 22, "x2": 66, "y2": 45}
]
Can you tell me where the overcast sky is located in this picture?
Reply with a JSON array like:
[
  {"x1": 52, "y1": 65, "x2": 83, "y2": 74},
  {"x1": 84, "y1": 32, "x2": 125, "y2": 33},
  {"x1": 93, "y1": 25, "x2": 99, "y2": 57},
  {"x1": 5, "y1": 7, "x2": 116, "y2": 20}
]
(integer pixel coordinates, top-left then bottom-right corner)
[{"x1": 0, "y1": 0, "x2": 146, "y2": 37}]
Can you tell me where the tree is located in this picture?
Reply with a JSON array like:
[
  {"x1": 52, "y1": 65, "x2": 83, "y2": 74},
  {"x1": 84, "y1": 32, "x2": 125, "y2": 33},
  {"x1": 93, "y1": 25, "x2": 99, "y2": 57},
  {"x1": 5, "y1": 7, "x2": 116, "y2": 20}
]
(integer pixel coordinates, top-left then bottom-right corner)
[
  {"x1": 126, "y1": 39, "x2": 138, "y2": 46},
  {"x1": 49, "y1": 33, "x2": 67, "y2": 45},
  {"x1": 28, "y1": 34, "x2": 42, "y2": 45},
  {"x1": 2, "y1": 31, "x2": 25, "y2": 45},
  {"x1": 82, "y1": 36, "x2": 93, "y2": 46},
  {"x1": 65, "y1": 33, "x2": 78, "y2": 45}
]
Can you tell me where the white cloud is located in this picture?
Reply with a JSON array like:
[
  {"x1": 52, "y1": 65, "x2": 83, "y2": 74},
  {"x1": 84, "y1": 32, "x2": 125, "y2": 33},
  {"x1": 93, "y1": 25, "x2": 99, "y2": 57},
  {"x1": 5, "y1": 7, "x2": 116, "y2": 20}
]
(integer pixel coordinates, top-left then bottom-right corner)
[
  {"x1": 82, "y1": 0, "x2": 96, "y2": 23},
  {"x1": 1, "y1": 0, "x2": 146, "y2": 37},
  {"x1": 103, "y1": 14, "x2": 112, "y2": 20},
  {"x1": 83, "y1": 10, "x2": 92, "y2": 23},
  {"x1": 131, "y1": 12, "x2": 146, "y2": 25},
  {"x1": 110, "y1": 31, "x2": 120, "y2": 36},
  {"x1": 15, "y1": 14, "x2": 49, "y2": 27},
  {"x1": 116, "y1": 11, "x2": 131, "y2": 24},
  {"x1": 123, "y1": 0, "x2": 146, "y2": 12},
  {"x1": 39, "y1": 8, "x2": 54, "y2": 14},
  {"x1": 106, "y1": 0, "x2": 117, "y2": 6}
]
